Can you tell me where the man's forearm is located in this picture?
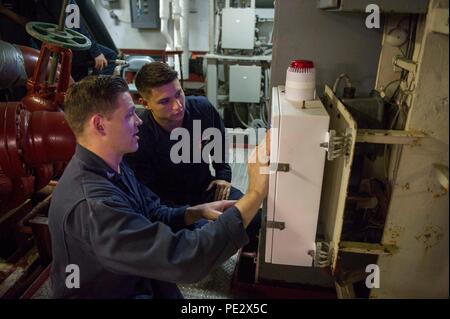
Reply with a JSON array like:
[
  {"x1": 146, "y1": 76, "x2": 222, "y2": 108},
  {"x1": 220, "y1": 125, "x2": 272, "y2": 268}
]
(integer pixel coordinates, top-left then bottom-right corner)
[
  {"x1": 184, "y1": 206, "x2": 199, "y2": 225},
  {"x1": 234, "y1": 191, "x2": 264, "y2": 228}
]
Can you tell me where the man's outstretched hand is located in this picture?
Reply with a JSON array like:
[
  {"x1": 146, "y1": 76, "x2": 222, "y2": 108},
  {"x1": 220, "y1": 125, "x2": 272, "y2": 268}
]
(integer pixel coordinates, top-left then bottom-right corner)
[{"x1": 235, "y1": 131, "x2": 271, "y2": 227}]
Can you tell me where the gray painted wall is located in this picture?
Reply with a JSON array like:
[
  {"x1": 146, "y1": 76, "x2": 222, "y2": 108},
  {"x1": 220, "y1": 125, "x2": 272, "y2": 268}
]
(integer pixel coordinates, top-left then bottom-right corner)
[{"x1": 270, "y1": 0, "x2": 383, "y2": 96}]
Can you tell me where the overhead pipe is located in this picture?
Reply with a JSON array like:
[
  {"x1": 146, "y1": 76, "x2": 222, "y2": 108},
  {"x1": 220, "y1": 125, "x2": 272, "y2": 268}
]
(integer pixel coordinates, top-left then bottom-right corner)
[
  {"x1": 179, "y1": 0, "x2": 190, "y2": 80},
  {"x1": 209, "y1": 0, "x2": 215, "y2": 54},
  {"x1": 172, "y1": 0, "x2": 182, "y2": 76},
  {"x1": 160, "y1": 0, "x2": 175, "y2": 67},
  {"x1": 173, "y1": 0, "x2": 182, "y2": 50}
]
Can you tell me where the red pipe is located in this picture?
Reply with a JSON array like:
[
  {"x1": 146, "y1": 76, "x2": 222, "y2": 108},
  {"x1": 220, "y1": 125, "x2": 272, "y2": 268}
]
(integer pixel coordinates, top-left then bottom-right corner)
[{"x1": 0, "y1": 102, "x2": 75, "y2": 212}]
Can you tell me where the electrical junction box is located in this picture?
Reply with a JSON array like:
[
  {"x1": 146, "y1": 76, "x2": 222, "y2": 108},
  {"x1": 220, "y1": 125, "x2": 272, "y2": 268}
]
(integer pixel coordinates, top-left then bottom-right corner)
[
  {"x1": 222, "y1": 8, "x2": 256, "y2": 49},
  {"x1": 265, "y1": 86, "x2": 329, "y2": 267},
  {"x1": 229, "y1": 65, "x2": 261, "y2": 103},
  {"x1": 130, "y1": 0, "x2": 160, "y2": 29}
]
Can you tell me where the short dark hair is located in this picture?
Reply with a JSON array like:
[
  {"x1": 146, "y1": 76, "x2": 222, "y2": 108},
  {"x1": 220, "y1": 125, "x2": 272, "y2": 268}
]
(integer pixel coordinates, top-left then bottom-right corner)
[
  {"x1": 64, "y1": 75, "x2": 129, "y2": 136},
  {"x1": 134, "y1": 61, "x2": 178, "y2": 98}
]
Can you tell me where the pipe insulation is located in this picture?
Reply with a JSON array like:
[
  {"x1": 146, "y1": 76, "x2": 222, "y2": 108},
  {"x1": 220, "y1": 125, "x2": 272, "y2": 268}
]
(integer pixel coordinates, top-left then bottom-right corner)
[{"x1": 0, "y1": 40, "x2": 27, "y2": 89}]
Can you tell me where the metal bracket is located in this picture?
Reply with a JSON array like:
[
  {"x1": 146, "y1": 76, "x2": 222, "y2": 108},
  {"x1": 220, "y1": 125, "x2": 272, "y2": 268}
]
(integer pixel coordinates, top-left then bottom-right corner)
[
  {"x1": 266, "y1": 221, "x2": 285, "y2": 230},
  {"x1": 276, "y1": 163, "x2": 290, "y2": 172},
  {"x1": 393, "y1": 56, "x2": 418, "y2": 74},
  {"x1": 313, "y1": 242, "x2": 333, "y2": 268},
  {"x1": 320, "y1": 129, "x2": 352, "y2": 161},
  {"x1": 356, "y1": 129, "x2": 425, "y2": 145},
  {"x1": 269, "y1": 163, "x2": 290, "y2": 173},
  {"x1": 339, "y1": 241, "x2": 398, "y2": 256}
]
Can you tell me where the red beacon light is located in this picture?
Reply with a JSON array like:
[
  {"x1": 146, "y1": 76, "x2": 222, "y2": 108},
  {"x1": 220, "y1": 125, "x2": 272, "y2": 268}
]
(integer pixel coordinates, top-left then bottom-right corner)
[{"x1": 285, "y1": 59, "x2": 316, "y2": 103}]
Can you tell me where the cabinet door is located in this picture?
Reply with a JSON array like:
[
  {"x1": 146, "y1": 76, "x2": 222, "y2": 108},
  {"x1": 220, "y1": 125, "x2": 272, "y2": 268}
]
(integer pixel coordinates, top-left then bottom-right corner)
[{"x1": 319, "y1": 85, "x2": 357, "y2": 272}]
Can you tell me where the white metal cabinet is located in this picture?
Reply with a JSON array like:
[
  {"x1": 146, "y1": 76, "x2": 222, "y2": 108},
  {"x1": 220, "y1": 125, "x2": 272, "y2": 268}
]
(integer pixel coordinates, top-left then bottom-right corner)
[
  {"x1": 221, "y1": 8, "x2": 255, "y2": 49},
  {"x1": 265, "y1": 86, "x2": 330, "y2": 267},
  {"x1": 229, "y1": 65, "x2": 262, "y2": 103}
]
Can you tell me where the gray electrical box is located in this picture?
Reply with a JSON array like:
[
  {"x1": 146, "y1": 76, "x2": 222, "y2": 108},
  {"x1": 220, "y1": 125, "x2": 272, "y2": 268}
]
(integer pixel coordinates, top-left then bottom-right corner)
[
  {"x1": 229, "y1": 65, "x2": 261, "y2": 103},
  {"x1": 222, "y1": 8, "x2": 256, "y2": 50},
  {"x1": 317, "y1": 0, "x2": 429, "y2": 13},
  {"x1": 130, "y1": 0, "x2": 160, "y2": 29}
]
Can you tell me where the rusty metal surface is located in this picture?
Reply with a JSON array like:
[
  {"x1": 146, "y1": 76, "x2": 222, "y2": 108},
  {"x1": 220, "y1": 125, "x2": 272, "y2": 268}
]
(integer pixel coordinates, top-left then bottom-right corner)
[
  {"x1": 0, "y1": 247, "x2": 40, "y2": 299},
  {"x1": 339, "y1": 241, "x2": 398, "y2": 256},
  {"x1": 26, "y1": 194, "x2": 53, "y2": 265},
  {"x1": 374, "y1": 1, "x2": 449, "y2": 298},
  {"x1": 20, "y1": 264, "x2": 51, "y2": 299},
  {"x1": 0, "y1": 188, "x2": 54, "y2": 298}
]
